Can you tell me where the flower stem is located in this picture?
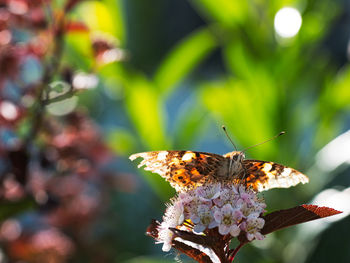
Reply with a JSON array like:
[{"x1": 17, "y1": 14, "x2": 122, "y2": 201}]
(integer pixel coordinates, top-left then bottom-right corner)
[{"x1": 228, "y1": 242, "x2": 245, "y2": 262}]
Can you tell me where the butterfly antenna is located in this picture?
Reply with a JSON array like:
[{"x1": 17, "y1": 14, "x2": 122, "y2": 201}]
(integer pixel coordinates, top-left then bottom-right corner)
[
  {"x1": 241, "y1": 131, "x2": 285, "y2": 152},
  {"x1": 222, "y1": 125, "x2": 238, "y2": 151}
]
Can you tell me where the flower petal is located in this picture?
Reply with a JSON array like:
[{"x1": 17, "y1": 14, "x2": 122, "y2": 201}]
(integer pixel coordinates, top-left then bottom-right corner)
[
  {"x1": 222, "y1": 203, "x2": 233, "y2": 214},
  {"x1": 193, "y1": 224, "x2": 206, "y2": 233},
  {"x1": 254, "y1": 232, "x2": 265, "y2": 240},
  {"x1": 208, "y1": 221, "x2": 219, "y2": 229},
  {"x1": 162, "y1": 242, "x2": 172, "y2": 252},
  {"x1": 190, "y1": 214, "x2": 200, "y2": 224},
  {"x1": 213, "y1": 210, "x2": 222, "y2": 223},
  {"x1": 219, "y1": 224, "x2": 230, "y2": 235},
  {"x1": 230, "y1": 224, "x2": 240, "y2": 237},
  {"x1": 246, "y1": 233, "x2": 254, "y2": 241}
]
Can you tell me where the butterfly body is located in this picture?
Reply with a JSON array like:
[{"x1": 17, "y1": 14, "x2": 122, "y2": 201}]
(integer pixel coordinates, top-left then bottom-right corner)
[{"x1": 129, "y1": 150, "x2": 309, "y2": 192}]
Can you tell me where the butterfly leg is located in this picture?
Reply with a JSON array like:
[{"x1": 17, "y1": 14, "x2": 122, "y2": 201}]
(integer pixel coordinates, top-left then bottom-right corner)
[
  {"x1": 237, "y1": 167, "x2": 248, "y2": 186},
  {"x1": 228, "y1": 158, "x2": 233, "y2": 175}
]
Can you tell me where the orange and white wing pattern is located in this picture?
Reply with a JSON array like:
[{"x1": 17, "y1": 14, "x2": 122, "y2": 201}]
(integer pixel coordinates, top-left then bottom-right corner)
[
  {"x1": 242, "y1": 160, "x2": 309, "y2": 192},
  {"x1": 129, "y1": 151, "x2": 226, "y2": 192}
]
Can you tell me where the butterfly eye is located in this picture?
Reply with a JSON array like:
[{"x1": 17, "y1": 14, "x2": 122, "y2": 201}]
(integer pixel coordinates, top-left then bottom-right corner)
[
  {"x1": 238, "y1": 153, "x2": 245, "y2": 161},
  {"x1": 231, "y1": 155, "x2": 239, "y2": 161}
]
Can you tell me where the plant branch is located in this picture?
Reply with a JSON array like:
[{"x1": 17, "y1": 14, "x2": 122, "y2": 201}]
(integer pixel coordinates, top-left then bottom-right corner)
[
  {"x1": 25, "y1": 8, "x2": 66, "y2": 145},
  {"x1": 42, "y1": 88, "x2": 77, "y2": 106}
]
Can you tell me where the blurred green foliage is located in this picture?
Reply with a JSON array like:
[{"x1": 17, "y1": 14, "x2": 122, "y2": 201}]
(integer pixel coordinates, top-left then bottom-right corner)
[{"x1": 64, "y1": 0, "x2": 350, "y2": 262}]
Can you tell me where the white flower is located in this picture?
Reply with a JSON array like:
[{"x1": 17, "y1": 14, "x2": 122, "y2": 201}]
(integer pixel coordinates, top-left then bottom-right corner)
[
  {"x1": 157, "y1": 201, "x2": 185, "y2": 251},
  {"x1": 196, "y1": 183, "x2": 221, "y2": 201},
  {"x1": 156, "y1": 183, "x2": 267, "y2": 250},
  {"x1": 191, "y1": 204, "x2": 218, "y2": 233},
  {"x1": 240, "y1": 214, "x2": 265, "y2": 241},
  {"x1": 213, "y1": 186, "x2": 237, "y2": 207},
  {"x1": 214, "y1": 204, "x2": 242, "y2": 236},
  {"x1": 239, "y1": 191, "x2": 254, "y2": 206},
  {"x1": 164, "y1": 201, "x2": 185, "y2": 226},
  {"x1": 157, "y1": 224, "x2": 174, "y2": 252},
  {"x1": 178, "y1": 191, "x2": 194, "y2": 205},
  {"x1": 240, "y1": 202, "x2": 256, "y2": 217}
]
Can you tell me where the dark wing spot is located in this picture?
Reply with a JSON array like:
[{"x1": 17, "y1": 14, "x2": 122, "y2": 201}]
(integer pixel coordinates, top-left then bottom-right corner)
[
  {"x1": 271, "y1": 163, "x2": 284, "y2": 174},
  {"x1": 206, "y1": 158, "x2": 214, "y2": 165},
  {"x1": 196, "y1": 166, "x2": 211, "y2": 176},
  {"x1": 244, "y1": 163, "x2": 253, "y2": 169}
]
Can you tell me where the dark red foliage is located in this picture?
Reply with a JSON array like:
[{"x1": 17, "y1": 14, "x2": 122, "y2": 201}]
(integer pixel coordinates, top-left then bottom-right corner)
[
  {"x1": 0, "y1": 0, "x2": 121, "y2": 262},
  {"x1": 261, "y1": 205, "x2": 342, "y2": 235},
  {"x1": 5, "y1": 228, "x2": 74, "y2": 263},
  {"x1": 40, "y1": 112, "x2": 112, "y2": 177},
  {"x1": 0, "y1": 46, "x2": 22, "y2": 81},
  {"x1": 7, "y1": 147, "x2": 29, "y2": 185},
  {"x1": 65, "y1": 20, "x2": 89, "y2": 33}
]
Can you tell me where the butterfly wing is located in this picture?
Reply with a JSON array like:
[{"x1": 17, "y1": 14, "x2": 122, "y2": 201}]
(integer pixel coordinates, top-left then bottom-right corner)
[
  {"x1": 243, "y1": 160, "x2": 309, "y2": 192},
  {"x1": 129, "y1": 151, "x2": 227, "y2": 192}
]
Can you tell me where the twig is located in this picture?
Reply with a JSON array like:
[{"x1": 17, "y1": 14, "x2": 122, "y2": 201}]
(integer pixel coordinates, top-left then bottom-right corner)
[
  {"x1": 228, "y1": 243, "x2": 245, "y2": 262},
  {"x1": 42, "y1": 88, "x2": 77, "y2": 106},
  {"x1": 24, "y1": 7, "x2": 66, "y2": 144}
]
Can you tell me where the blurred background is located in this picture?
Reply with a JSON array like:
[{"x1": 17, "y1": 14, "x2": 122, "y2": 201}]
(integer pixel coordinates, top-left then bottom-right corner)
[{"x1": 0, "y1": 0, "x2": 349, "y2": 262}]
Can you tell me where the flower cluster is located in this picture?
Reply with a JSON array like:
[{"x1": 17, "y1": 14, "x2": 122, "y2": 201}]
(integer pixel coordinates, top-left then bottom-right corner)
[{"x1": 157, "y1": 183, "x2": 266, "y2": 252}]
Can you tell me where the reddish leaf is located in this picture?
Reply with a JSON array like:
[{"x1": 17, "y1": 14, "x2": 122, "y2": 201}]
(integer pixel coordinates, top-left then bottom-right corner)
[
  {"x1": 145, "y1": 219, "x2": 160, "y2": 239},
  {"x1": 301, "y1": 204, "x2": 342, "y2": 217},
  {"x1": 65, "y1": 21, "x2": 89, "y2": 33},
  {"x1": 261, "y1": 205, "x2": 342, "y2": 235},
  {"x1": 172, "y1": 239, "x2": 214, "y2": 263}
]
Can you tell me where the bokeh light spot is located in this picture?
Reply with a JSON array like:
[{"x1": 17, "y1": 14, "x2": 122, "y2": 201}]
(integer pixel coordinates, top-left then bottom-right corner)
[
  {"x1": 8, "y1": 0, "x2": 28, "y2": 15},
  {"x1": 0, "y1": 30, "x2": 12, "y2": 45},
  {"x1": 0, "y1": 219, "x2": 21, "y2": 241},
  {"x1": 72, "y1": 72, "x2": 99, "y2": 90},
  {"x1": 0, "y1": 101, "x2": 18, "y2": 121},
  {"x1": 274, "y1": 7, "x2": 302, "y2": 38},
  {"x1": 47, "y1": 96, "x2": 78, "y2": 116}
]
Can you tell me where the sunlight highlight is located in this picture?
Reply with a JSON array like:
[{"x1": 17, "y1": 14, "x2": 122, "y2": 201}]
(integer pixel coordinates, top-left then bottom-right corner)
[
  {"x1": 312, "y1": 187, "x2": 350, "y2": 221},
  {"x1": 316, "y1": 129, "x2": 350, "y2": 172},
  {"x1": 72, "y1": 72, "x2": 99, "y2": 90},
  {"x1": 274, "y1": 7, "x2": 302, "y2": 38}
]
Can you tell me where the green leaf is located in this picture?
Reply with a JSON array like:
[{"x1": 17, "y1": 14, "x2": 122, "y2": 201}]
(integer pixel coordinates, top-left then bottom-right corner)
[
  {"x1": 124, "y1": 73, "x2": 174, "y2": 199},
  {"x1": 326, "y1": 66, "x2": 350, "y2": 110},
  {"x1": 76, "y1": 1, "x2": 123, "y2": 39},
  {"x1": 64, "y1": 32, "x2": 93, "y2": 70},
  {"x1": 103, "y1": 0, "x2": 125, "y2": 42},
  {"x1": 223, "y1": 42, "x2": 256, "y2": 79},
  {"x1": 173, "y1": 97, "x2": 210, "y2": 149},
  {"x1": 125, "y1": 73, "x2": 168, "y2": 150},
  {"x1": 107, "y1": 128, "x2": 136, "y2": 155},
  {"x1": 190, "y1": 0, "x2": 249, "y2": 25},
  {"x1": 0, "y1": 199, "x2": 36, "y2": 221},
  {"x1": 154, "y1": 28, "x2": 217, "y2": 95},
  {"x1": 200, "y1": 78, "x2": 277, "y2": 158}
]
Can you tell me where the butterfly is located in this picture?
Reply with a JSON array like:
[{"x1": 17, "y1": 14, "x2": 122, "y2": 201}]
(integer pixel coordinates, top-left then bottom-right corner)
[{"x1": 129, "y1": 150, "x2": 309, "y2": 192}]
